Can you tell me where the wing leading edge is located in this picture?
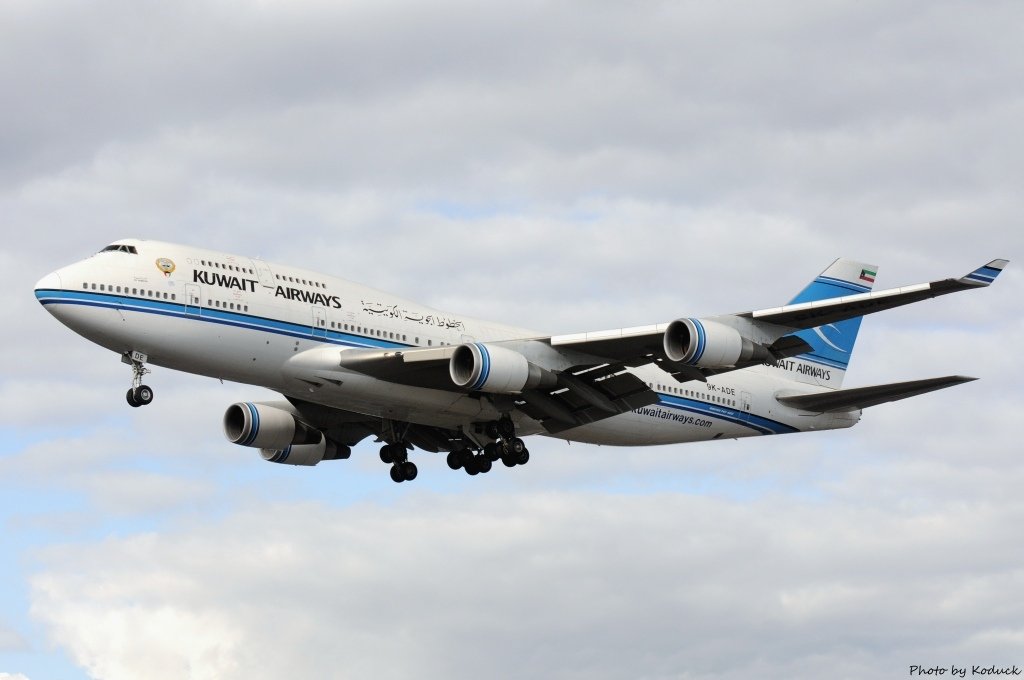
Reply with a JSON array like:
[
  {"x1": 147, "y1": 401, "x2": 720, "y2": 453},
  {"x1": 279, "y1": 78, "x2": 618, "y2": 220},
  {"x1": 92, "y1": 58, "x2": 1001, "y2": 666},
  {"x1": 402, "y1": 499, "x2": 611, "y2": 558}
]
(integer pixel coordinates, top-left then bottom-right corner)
[{"x1": 747, "y1": 259, "x2": 1008, "y2": 329}]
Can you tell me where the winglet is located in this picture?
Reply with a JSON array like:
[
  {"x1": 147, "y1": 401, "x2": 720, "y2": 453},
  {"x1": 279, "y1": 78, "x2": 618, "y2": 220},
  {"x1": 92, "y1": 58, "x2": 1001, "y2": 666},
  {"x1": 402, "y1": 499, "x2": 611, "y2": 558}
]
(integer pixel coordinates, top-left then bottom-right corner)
[{"x1": 959, "y1": 259, "x2": 1009, "y2": 286}]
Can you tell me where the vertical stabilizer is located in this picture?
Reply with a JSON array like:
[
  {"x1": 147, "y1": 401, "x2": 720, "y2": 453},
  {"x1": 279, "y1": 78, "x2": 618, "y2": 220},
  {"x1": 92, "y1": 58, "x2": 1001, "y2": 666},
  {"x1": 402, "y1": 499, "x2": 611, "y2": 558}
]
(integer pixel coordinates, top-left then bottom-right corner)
[{"x1": 768, "y1": 258, "x2": 878, "y2": 389}]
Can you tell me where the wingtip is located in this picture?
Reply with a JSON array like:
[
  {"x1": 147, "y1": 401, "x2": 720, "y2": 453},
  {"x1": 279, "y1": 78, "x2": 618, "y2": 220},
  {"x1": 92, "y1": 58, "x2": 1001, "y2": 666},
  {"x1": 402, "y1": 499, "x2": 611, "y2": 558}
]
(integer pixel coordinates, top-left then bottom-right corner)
[{"x1": 959, "y1": 259, "x2": 1008, "y2": 286}]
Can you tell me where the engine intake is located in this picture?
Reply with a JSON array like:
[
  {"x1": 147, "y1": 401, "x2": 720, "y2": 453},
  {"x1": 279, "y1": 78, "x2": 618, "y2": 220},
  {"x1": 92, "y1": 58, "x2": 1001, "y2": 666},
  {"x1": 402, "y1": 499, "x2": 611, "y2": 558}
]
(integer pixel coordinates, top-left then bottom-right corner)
[
  {"x1": 449, "y1": 343, "x2": 556, "y2": 394},
  {"x1": 663, "y1": 318, "x2": 771, "y2": 368},
  {"x1": 223, "y1": 402, "x2": 322, "y2": 450}
]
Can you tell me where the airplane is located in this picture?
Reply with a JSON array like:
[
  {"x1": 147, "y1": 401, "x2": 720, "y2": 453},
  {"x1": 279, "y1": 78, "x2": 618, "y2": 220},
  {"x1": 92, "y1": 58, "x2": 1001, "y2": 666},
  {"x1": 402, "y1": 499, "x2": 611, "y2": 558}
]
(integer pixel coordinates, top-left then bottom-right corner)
[{"x1": 33, "y1": 240, "x2": 1007, "y2": 483}]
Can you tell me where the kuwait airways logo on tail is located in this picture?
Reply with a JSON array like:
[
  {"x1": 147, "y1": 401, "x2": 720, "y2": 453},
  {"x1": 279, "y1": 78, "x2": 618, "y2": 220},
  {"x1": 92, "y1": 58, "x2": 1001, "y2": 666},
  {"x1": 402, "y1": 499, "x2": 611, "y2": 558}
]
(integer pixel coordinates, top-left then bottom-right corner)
[{"x1": 811, "y1": 324, "x2": 847, "y2": 353}]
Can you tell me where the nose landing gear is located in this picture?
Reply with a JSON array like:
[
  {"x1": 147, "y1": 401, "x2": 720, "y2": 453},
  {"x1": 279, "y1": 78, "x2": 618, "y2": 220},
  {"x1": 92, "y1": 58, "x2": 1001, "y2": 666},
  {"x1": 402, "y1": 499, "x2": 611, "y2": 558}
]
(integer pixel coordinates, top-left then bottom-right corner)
[{"x1": 123, "y1": 351, "x2": 154, "y2": 408}]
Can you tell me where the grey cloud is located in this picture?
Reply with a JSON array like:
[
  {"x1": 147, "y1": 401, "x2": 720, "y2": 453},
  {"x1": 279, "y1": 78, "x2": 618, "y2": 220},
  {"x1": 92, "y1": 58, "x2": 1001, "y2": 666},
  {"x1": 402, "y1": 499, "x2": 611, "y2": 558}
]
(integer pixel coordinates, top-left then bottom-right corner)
[{"x1": 29, "y1": 493, "x2": 1024, "y2": 680}]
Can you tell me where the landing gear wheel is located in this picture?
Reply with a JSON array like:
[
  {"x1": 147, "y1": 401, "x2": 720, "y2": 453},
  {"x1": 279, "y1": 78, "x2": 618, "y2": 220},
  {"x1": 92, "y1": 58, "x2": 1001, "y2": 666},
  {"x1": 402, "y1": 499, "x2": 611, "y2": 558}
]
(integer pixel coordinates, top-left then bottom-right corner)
[
  {"x1": 483, "y1": 442, "x2": 499, "y2": 461},
  {"x1": 465, "y1": 458, "x2": 480, "y2": 475},
  {"x1": 134, "y1": 385, "x2": 154, "y2": 406},
  {"x1": 502, "y1": 454, "x2": 517, "y2": 467},
  {"x1": 510, "y1": 437, "x2": 526, "y2": 455},
  {"x1": 390, "y1": 465, "x2": 404, "y2": 483},
  {"x1": 517, "y1": 449, "x2": 530, "y2": 465},
  {"x1": 400, "y1": 461, "x2": 418, "y2": 481},
  {"x1": 477, "y1": 457, "x2": 492, "y2": 474},
  {"x1": 380, "y1": 445, "x2": 394, "y2": 464},
  {"x1": 446, "y1": 451, "x2": 462, "y2": 470},
  {"x1": 126, "y1": 389, "x2": 140, "y2": 408}
]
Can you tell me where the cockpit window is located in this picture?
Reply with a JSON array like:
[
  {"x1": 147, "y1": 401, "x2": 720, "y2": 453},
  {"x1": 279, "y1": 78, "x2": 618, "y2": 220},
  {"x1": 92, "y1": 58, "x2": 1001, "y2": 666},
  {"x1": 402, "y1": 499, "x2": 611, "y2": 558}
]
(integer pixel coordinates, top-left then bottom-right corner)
[{"x1": 100, "y1": 244, "x2": 138, "y2": 254}]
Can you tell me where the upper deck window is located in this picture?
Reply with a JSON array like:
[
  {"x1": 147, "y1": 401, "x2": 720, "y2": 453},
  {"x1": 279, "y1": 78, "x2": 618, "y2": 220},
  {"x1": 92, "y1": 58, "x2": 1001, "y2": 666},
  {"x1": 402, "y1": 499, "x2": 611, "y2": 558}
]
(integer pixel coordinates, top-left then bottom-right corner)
[{"x1": 100, "y1": 244, "x2": 138, "y2": 254}]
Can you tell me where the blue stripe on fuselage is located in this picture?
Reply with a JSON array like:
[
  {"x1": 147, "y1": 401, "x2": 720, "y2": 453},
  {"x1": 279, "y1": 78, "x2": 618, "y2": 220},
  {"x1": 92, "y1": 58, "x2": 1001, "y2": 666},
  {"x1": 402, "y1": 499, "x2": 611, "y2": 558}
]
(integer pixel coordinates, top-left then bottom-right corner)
[
  {"x1": 35, "y1": 289, "x2": 411, "y2": 350},
  {"x1": 655, "y1": 393, "x2": 798, "y2": 435}
]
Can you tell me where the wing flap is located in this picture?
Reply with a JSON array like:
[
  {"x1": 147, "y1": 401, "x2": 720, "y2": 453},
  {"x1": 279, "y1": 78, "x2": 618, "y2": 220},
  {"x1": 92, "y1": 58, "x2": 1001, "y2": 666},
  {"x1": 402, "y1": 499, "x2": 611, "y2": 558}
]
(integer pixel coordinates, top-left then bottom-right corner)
[{"x1": 776, "y1": 376, "x2": 976, "y2": 413}]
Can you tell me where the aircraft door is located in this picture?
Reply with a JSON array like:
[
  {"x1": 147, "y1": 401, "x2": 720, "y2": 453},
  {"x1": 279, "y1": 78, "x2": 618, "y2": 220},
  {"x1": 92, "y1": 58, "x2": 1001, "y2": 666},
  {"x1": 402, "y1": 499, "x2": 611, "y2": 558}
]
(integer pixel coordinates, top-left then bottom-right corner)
[
  {"x1": 186, "y1": 284, "x2": 202, "y2": 316},
  {"x1": 312, "y1": 306, "x2": 327, "y2": 338},
  {"x1": 740, "y1": 391, "x2": 752, "y2": 421},
  {"x1": 251, "y1": 259, "x2": 276, "y2": 288}
]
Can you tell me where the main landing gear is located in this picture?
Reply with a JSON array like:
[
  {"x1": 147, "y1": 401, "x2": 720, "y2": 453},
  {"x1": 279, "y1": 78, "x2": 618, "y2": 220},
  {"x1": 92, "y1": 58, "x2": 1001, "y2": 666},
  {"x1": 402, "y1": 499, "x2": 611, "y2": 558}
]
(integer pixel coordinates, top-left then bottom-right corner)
[
  {"x1": 123, "y1": 351, "x2": 154, "y2": 408},
  {"x1": 380, "y1": 442, "x2": 418, "y2": 483},
  {"x1": 445, "y1": 416, "x2": 530, "y2": 476}
]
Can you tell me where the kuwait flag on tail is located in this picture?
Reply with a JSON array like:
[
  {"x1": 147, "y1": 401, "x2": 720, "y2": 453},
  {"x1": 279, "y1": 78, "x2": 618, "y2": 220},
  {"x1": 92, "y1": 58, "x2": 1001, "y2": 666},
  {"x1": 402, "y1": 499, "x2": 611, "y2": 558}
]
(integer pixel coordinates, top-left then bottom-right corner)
[{"x1": 859, "y1": 268, "x2": 877, "y2": 283}]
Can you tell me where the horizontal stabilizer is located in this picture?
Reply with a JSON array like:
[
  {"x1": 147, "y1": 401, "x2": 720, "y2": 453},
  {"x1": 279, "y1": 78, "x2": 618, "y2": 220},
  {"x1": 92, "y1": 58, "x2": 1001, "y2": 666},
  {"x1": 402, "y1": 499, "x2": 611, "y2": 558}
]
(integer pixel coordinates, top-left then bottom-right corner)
[{"x1": 776, "y1": 375, "x2": 977, "y2": 413}]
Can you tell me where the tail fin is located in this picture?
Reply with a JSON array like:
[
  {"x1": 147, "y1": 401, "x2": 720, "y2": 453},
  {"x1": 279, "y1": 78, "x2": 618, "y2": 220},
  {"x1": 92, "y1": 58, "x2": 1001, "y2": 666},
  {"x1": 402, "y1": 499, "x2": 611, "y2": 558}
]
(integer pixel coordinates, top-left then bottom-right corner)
[{"x1": 767, "y1": 258, "x2": 878, "y2": 389}]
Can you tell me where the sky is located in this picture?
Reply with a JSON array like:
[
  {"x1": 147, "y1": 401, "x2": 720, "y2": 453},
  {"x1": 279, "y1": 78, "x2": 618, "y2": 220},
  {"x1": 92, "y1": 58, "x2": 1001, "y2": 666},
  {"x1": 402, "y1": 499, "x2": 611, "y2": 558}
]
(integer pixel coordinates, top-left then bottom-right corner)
[{"x1": 2, "y1": 1, "x2": 1022, "y2": 678}]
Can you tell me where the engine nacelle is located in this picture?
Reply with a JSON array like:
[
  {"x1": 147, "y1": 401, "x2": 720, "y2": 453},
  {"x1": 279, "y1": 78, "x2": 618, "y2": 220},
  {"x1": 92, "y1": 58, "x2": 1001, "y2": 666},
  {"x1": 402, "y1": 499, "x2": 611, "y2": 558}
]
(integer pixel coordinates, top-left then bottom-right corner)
[
  {"x1": 663, "y1": 318, "x2": 770, "y2": 368},
  {"x1": 223, "y1": 402, "x2": 322, "y2": 450},
  {"x1": 449, "y1": 343, "x2": 556, "y2": 394},
  {"x1": 260, "y1": 436, "x2": 351, "y2": 467}
]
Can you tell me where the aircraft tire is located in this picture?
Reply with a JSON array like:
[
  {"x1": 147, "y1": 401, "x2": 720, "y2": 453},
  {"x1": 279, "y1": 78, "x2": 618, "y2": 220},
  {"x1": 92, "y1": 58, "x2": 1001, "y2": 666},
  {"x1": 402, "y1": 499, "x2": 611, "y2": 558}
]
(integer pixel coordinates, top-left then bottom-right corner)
[
  {"x1": 134, "y1": 385, "x2": 154, "y2": 406},
  {"x1": 517, "y1": 449, "x2": 530, "y2": 465},
  {"x1": 389, "y1": 465, "x2": 404, "y2": 483},
  {"x1": 380, "y1": 446, "x2": 394, "y2": 464},
  {"x1": 126, "y1": 389, "x2": 140, "y2": 408},
  {"x1": 498, "y1": 418, "x2": 515, "y2": 438},
  {"x1": 446, "y1": 451, "x2": 462, "y2": 470},
  {"x1": 511, "y1": 438, "x2": 526, "y2": 455},
  {"x1": 483, "y1": 442, "x2": 499, "y2": 461},
  {"x1": 401, "y1": 461, "x2": 418, "y2": 481},
  {"x1": 478, "y1": 457, "x2": 492, "y2": 474},
  {"x1": 501, "y1": 454, "x2": 517, "y2": 468}
]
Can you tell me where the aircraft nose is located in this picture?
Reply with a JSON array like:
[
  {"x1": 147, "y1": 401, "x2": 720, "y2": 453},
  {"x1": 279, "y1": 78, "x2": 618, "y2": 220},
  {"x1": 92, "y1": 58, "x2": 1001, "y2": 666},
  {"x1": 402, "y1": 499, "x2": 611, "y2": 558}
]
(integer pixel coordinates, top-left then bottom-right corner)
[{"x1": 34, "y1": 270, "x2": 62, "y2": 300}]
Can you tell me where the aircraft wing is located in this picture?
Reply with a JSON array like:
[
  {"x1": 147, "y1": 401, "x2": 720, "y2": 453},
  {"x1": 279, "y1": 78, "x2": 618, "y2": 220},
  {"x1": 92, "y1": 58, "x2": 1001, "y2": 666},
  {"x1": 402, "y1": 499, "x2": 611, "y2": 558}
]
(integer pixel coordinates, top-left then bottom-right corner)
[
  {"x1": 776, "y1": 375, "x2": 976, "y2": 412},
  {"x1": 549, "y1": 258, "x2": 1008, "y2": 371},
  {"x1": 745, "y1": 259, "x2": 1009, "y2": 329},
  {"x1": 284, "y1": 396, "x2": 470, "y2": 453},
  {"x1": 287, "y1": 345, "x2": 658, "y2": 431}
]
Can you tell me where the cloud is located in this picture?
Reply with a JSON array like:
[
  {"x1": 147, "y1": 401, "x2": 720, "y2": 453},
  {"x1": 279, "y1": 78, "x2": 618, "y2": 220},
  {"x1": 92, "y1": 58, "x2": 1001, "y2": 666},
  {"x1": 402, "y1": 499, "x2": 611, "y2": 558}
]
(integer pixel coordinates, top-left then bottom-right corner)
[
  {"x1": 0, "y1": 623, "x2": 27, "y2": 652},
  {"x1": 30, "y1": 492, "x2": 1024, "y2": 680}
]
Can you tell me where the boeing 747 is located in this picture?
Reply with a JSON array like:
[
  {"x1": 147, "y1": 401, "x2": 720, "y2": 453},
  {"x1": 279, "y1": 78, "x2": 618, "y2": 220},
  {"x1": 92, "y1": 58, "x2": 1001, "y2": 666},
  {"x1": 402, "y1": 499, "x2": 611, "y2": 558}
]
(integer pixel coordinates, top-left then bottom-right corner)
[{"x1": 34, "y1": 240, "x2": 1007, "y2": 482}]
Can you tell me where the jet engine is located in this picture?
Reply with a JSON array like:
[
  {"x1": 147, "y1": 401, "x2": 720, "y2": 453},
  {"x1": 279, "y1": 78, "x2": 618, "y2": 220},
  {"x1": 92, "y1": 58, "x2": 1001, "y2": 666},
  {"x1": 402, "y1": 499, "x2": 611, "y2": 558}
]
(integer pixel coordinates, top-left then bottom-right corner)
[
  {"x1": 449, "y1": 343, "x2": 556, "y2": 394},
  {"x1": 223, "y1": 402, "x2": 322, "y2": 450},
  {"x1": 663, "y1": 318, "x2": 771, "y2": 368},
  {"x1": 260, "y1": 435, "x2": 350, "y2": 466},
  {"x1": 224, "y1": 402, "x2": 351, "y2": 466}
]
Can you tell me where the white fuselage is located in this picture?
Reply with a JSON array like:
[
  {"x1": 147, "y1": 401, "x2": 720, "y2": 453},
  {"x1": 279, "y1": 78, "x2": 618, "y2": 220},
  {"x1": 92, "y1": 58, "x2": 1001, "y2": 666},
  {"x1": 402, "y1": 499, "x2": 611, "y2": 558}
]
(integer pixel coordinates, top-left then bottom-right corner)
[{"x1": 35, "y1": 239, "x2": 854, "y2": 447}]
